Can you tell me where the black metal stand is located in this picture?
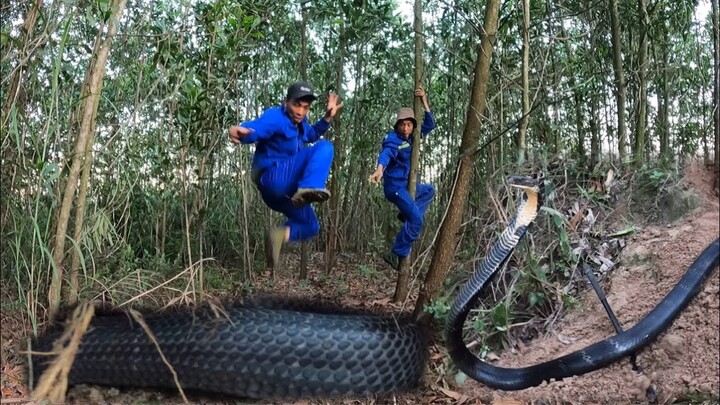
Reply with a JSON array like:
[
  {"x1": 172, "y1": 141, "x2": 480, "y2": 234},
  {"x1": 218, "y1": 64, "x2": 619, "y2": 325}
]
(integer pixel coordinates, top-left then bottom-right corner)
[{"x1": 582, "y1": 263, "x2": 657, "y2": 404}]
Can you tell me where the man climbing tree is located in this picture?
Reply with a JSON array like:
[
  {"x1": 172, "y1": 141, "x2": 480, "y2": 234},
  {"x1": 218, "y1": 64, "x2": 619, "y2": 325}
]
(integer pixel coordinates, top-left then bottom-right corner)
[{"x1": 369, "y1": 87, "x2": 437, "y2": 271}]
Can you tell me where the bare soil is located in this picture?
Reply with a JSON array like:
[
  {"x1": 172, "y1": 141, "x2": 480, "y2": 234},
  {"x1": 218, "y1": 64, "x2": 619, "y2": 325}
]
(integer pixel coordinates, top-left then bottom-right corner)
[
  {"x1": 457, "y1": 161, "x2": 719, "y2": 405},
  {"x1": 1, "y1": 162, "x2": 718, "y2": 405}
]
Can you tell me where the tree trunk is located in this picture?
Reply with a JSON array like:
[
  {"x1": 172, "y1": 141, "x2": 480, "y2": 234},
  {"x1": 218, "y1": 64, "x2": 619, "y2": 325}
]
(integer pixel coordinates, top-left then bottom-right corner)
[
  {"x1": 549, "y1": 12, "x2": 561, "y2": 156},
  {"x1": 393, "y1": 0, "x2": 425, "y2": 303},
  {"x1": 584, "y1": 0, "x2": 600, "y2": 169},
  {"x1": 67, "y1": 93, "x2": 105, "y2": 305},
  {"x1": 66, "y1": 27, "x2": 112, "y2": 305},
  {"x1": 2, "y1": 0, "x2": 43, "y2": 128},
  {"x1": 299, "y1": 3, "x2": 310, "y2": 280},
  {"x1": 340, "y1": 49, "x2": 366, "y2": 251},
  {"x1": 657, "y1": 39, "x2": 670, "y2": 161},
  {"x1": 633, "y1": 0, "x2": 650, "y2": 166},
  {"x1": 325, "y1": 27, "x2": 346, "y2": 275},
  {"x1": 557, "y1": 0, "x2": 585, "y2": 160},
  {"x1": 609, "y1": 0, "x2": 628, "y2": 160},
  {"x1": 413, "y1": 0, "x2": 500, "y2": 323},
  {"x1": 516, "y1": 0, "x2": 530, "y2": 165},
  {"x1": 589, "y1": 91, "x2": 600, "y2": 168},
  {"x1": 48, "y1": 0, "x2": 129, "y2": 319},
  {"x1": 714, "y1": 0, "x2": 720, "y2": 194}
]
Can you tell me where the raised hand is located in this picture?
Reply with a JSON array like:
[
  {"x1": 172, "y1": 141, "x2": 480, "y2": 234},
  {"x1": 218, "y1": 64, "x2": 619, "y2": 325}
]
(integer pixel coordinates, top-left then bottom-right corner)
[
  {"x1": 325, "y1": 92, "x2": 344, "y2": 120},
  {"x1": 368, "y1": 167, "x2": 383, "y2": 184},
  {"x1": 228, "y1": 125, "x2": 253, "y2": 145}
]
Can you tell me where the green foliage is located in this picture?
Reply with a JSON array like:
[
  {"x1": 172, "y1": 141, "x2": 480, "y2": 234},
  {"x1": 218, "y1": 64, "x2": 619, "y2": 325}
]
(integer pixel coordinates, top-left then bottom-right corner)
[
  {"x1": 424, "y1": 295, "x2": 451, "y2": 324},
  {"x1": 357, "y1": 264, "x2": 380, "y2": 279},
  {"x1": 631, "y1": 162, "x2": 702, "y2": 223},
  {"x1": 541, "y1": 179, "x2": 577, "y2": 267},
  {"x1": 528, "y1": 291, "x2": 545, "y2": 307},
  {"x1": 562, "y1": 293, "x2": 578, "y2": 310},
  {"x1": 332, "y1": 273, "x2": 348, "y2": 296},
  {"x1": 673, "y1": 390, "x2": 720, "y2": 405},
  {"x1": 491, "y1": 304, "x2": 509, "y2": 331}
]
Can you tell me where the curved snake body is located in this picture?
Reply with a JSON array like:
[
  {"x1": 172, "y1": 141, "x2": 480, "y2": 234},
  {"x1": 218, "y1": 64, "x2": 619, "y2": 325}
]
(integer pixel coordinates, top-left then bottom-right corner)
[
  {"x1": 445, "y1": 177, "x2": 720, "y2": 389},
  {"x1": 32, "y1": 307, "x2": 424, "y2": 399},
  {"x1": 31, "y1": 176, "x2": 720, "y2": 398}
]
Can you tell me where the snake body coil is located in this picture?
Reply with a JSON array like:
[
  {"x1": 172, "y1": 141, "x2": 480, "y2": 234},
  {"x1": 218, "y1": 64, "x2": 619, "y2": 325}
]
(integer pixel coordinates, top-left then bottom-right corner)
[
  {"x1": 32, "y1": 307, "x2": 424, "y2": 399},
  {"x1": 446, "y1": 178, "x2": 720, "y2": 390},
  {"x1": 31, "y1": 176, "x2": 720, "y2": 398}
]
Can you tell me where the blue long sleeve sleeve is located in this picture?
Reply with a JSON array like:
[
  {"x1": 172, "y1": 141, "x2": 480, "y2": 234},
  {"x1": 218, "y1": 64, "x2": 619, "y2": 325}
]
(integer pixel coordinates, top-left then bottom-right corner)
[
  {"x1": 238, "y1": 108, "x2": 283, "y2": 144},
  {"x1": 420, "y1": 111, "x2": 436, "y2": 137}
]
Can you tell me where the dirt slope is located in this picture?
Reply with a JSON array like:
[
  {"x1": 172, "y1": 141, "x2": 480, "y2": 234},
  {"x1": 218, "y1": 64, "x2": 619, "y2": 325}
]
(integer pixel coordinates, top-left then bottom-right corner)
[{"x1": 459, "y1": 162, "x2": 719, "y2": 405}]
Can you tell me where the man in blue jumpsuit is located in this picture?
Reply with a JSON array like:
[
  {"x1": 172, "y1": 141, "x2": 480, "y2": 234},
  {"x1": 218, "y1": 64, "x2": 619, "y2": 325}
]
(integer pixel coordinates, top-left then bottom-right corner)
[
  {"x1": 368, "y1": 87, "x2": 436, "y2": 270},
  {"x1": 228, "y1": 81, "x2": 343, "y2": 267}
]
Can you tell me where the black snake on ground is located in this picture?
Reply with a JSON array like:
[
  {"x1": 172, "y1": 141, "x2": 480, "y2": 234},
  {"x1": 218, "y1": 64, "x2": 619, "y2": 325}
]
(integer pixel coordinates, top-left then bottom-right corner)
[{"x1": 30, "y1": 175, "x2": 720, "y2": 400}]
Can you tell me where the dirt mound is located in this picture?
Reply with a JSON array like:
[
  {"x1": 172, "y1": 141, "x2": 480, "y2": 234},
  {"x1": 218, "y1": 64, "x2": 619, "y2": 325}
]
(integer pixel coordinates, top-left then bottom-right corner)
[{"x1": 458, "y1": 161, "x2": 719, "y2": 404}]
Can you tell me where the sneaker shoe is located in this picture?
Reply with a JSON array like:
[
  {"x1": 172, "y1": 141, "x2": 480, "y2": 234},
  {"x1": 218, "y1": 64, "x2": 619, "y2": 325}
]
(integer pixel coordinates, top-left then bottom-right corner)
[
  {"x1": 291, "y1": 188, "x2": 331, "y2": 207},
  {"x1": 265, "y1": 227, "x2": 286, "y2": 268},
  {"x1": 382, "y1": 252, "x2": 401, "y2": 271}
]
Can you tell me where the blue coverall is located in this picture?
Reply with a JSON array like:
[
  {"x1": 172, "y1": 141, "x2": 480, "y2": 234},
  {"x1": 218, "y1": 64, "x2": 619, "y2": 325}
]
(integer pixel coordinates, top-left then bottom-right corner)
[
  {"x1": 239, "y1": 105, "x2": 333, "y2": 242},
  {"x1": 376, "y1": 111, "x2": 437, "y2": 257}
]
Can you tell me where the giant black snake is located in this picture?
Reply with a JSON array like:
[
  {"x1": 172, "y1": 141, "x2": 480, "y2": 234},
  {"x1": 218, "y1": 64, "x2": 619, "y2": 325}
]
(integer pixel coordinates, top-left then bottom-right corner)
[{"x1": 31, "y1": 176, "x2": 720, "y2": 399}]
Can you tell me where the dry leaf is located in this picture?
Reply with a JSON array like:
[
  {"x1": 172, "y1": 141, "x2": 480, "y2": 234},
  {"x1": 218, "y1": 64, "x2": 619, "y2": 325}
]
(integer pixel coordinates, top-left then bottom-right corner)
[
  {"x1": 437, "y1": 387, "x2": 470, "y2": 404},
  {"x1": 1, "y1": 386, "x2": 18, "y2": 397},
  {"x1": 485, "y1": 352, "x2": 501, "y2": 362},
  {"x1": 569, "y1": 200, "x2": 589, "y2": 231},
  {"x1": 491, "y1": 398, "x2": 525, "y2": 405},
  {"x1": 554, "y1": 331, "x2": 578, "y2": 345},
  {"x1": 604, "y1": 169, "x2": 615, "y2": 188}
]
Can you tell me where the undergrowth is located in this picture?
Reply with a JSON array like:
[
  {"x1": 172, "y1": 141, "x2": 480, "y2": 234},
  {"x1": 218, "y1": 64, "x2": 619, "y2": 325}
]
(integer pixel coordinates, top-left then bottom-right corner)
[{"x1": 430, "y1": 157, "x2": 703, "y2": 374}]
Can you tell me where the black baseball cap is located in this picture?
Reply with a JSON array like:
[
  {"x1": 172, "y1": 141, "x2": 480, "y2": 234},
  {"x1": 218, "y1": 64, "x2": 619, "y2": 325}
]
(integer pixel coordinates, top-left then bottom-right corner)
[{"x1": 286, "y1": 81, "x2": 317, "y2": 101}]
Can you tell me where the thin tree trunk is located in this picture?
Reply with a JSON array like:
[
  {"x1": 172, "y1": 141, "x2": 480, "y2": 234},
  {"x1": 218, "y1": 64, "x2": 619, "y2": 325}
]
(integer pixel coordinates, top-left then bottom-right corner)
[
  {"x1": 1, "y1": 0, "x2": 45, "y2": 239},
  {"x1": 516, "y1": 0, "x2": 530, "y2": 165},
  {"x1": 557, "y1": 0, "x2": 585, "y2": 160},
  {"x1": 584, "y1": 0, "x2": 600, "y2": 169},
  {"x1": 337, "y1": 49, "x2": 366, "y2": 254},
  {"x1": 549, "y1": 15, "x2": 560, "y2": 155},
  {"x1": 713, "y1": 0, "x2": 720, "y2": 193},
  {"x1": 67, "y1": 96, "x2": 105, "y2": 305},
  {"x1": 442, "y1": 2, "x2": 458, "y2": 203},
  {"x1": 325, "y1": 27, "x2": 346, "y2": 275},
  {"x1": 499, "y1": 84, "x2": 504, "y2": 168},
  {"x1": 633, "y1": 0, "x2": 650, "y2": 166},
  {"x1": 2, "y1": 0, "x2": 43, "y2": 128},
  {"x1": 414, "y1": 0, "x2": 500, "y2": 323},
  {"x1": 394, "y1": 0, "x2": 425, "y2": 303},
  {"x1": 589, "y1": 91, "x2": 600, "y2": 168},
  {"x1": 657, "y1": 38, "x2": 670, "y2": 161},
  {"x1": 66, "y1": 27, "x2": 110, "y2": 305},
  {"x1": 541, "y1": 5, "x2": 557, "y2": 155},
  {"x1": 299, "y1": 2, "x2": 310, "y2": 279},
  {"x1": 48, "y1": 0, "x2": 128, "y2": 319},
  {"x1": 609, "y1": 0, "x2": 628, "y2": 160}
]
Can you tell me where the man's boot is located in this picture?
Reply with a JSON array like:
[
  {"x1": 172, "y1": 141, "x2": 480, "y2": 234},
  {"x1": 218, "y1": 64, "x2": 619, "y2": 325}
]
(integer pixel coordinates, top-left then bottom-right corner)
[
  {"x1": 382, "y1": 251, "x2": 401, "y2": 271},
  {"x1": 291, "y1": 188, "x2": 331, "y2": 207},
  {"x1": 265, "y1": 227, "x2": 286, "y2": 268}
]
